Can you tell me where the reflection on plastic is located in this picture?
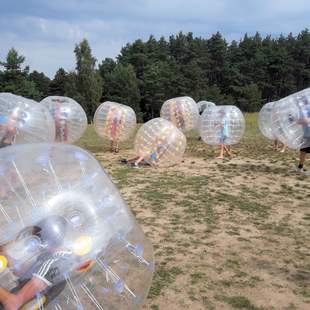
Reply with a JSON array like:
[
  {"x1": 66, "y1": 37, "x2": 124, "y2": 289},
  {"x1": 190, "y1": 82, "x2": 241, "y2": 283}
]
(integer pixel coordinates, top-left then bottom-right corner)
[
  {"x1": 0, "y1": 143, "x2": 154, "y2": 309},
  {"x1": 41, "y1": 96, "x2": 87, "y2": 143},
  {"x1": 94, "y1": 102, "x2": 136, "y2": 142},
  {"x1": 258, "y1": 102, "x2": 276, "y2": 140},
  {"x1": 200, "y1": 105, "x2": 245, "y2": 145},
  {"x1": 271, "y1": 88, "x2": 310, "y2": 149},
  {"x1": 160, "y1": 96, "x2": 199, "y2": 132},
  {"x1": 197, "y1": 101, "x2": 216, "y2": 115},
  {"x1": 0, "y1": 93, "x2": 55, "y2": 147},
  {"x1": 134, "y1": 118, "x2": 187, "y2": 167}
]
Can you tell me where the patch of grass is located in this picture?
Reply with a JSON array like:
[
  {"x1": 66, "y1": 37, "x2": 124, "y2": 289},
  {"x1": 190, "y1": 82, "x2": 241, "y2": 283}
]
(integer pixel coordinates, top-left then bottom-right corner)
[
  {"x1": 75, "y1": 116, "x2": 310, "y2": 309},
  {"x1": 216, "y1": 295, "x2": 263, "y2": 310},
  {"x1": 215, "y1": 192, "x2": 270, "y2": 218},
  {"x1": 190, "y1": 272, "x2": 206, "y2": 285},
  {"x1": 302, "y1": 213, "x2": 310, "y2": 221},
  {"x1": 225, "y1": 259, "x2": 241, "y2": 270},
  {"x1": 148, "y1": 265, "x2": 183, "y2": 299},
  {"x1": 111, "y1": 166, "x2": 137, "y2": 187}
]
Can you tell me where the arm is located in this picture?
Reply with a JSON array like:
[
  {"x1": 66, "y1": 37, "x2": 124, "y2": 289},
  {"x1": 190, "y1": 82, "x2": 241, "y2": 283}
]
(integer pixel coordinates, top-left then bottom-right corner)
[
  {"x1": 0, "y1": 277, "x2": 48, "y2": 310},
  {"x1": 296, "y1": 118, "x2": 309, "y2": 125}
]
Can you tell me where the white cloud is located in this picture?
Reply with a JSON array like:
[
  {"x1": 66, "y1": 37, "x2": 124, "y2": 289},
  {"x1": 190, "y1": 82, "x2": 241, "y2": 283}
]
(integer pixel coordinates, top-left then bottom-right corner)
[{"x1": 0, "y1": 0, "x2": 309, "y2": 77}]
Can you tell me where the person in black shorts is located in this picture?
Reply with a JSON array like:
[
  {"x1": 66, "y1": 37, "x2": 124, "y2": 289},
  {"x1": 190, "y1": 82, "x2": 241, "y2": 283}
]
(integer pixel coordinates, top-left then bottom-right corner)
[
  {"x1": 0, "y1": 216, "x2": 72, "y2": 310},
  {"x1": 297, "y1": 146, "x2": 310, "y2": 172}
]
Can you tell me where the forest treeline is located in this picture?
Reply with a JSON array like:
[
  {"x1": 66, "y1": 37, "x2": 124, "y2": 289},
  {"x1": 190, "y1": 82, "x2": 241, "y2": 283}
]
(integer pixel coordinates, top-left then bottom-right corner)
[{"x1": 0, "y1": 29, "x2": 309, "y2": 121}]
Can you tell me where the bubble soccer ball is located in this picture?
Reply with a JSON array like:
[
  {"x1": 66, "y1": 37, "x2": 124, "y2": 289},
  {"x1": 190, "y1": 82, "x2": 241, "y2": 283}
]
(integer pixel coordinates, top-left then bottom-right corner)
[
  {"x1": 271, "y1": 89, "x2": 310, "y2": 149},
  {"x1": 197, "y1": 101, "x2": 216, "y2": 115},
  {"x1": 41, "y1": 96, "x2": 87, "y2": 143},
  {"x1": 160, "y1": 96, "x2": 199, "y2": 132},
  {"x1": 200, "y1": 105, "x2": 245, "y2": 145},
  {"x1": 0, "y1": 93, "x2": 55, "y2": 147},
  {"x1": 258, "y1": 102, "x2": 276, "y2": 140},
  {"x1": 94, "y1": 101, "x2": 137, "y2": 142},
  {"x1": 0, "y1": 143, "x2": 154, "y2": 309},
  {"x1": 134, "y1": 118, "x2": 186, "y2": 166}
]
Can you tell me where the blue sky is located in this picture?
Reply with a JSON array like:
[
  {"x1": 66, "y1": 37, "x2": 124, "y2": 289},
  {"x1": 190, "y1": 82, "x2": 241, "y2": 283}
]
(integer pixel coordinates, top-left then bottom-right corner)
[{"x1": 0, "y1": 0, "x2": 309, "y2": 78}]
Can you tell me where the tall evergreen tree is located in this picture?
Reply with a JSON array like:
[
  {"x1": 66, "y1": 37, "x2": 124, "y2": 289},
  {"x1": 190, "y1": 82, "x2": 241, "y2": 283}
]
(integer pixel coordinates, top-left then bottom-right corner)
[
  {"x1": 48, "y1": 68, "x2": 69, "y2": 96},
  {"x1": 143, "y1": 61, "x2": 177, "y2": 119},
  {"x1": 29, "y1": 70, "x2": 51, "y2": 100},
  {"x1": 294, "y1": 29, "x2": 310, "y2": 89},
  {"x1": 2, "y1": 30, "x2": 310, "y2": 116},
  {"x1": 238, "y1": 83, "x2": 262, "y2": 112},
  {"x1": 104, "y1": 64, "x2": 141, "y2": 116},
  {"x1": 0, "y1": 48, "x2": 40, "y2": 100},
  {"x1": 74, "y1": 39, "x2": 103, "y2": 120},
  {"x1": 99, "y1": 58, "x2": 116, "y2": 78}
]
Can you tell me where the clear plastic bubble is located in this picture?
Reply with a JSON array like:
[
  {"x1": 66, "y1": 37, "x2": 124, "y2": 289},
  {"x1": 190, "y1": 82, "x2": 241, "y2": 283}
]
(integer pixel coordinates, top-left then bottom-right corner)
[
  {"x1": 160, "y1": 96, "x2": 199, "y2": 132},
  {"x1": 0, "y1": 144, "x2": 154, "y2": 309},
  {"x1": 93, "y1": 101, "x2": 137, "y2": 143},
  {"x1": 134, "y1": 118, "x2": 186, "y2": 166},
  {"x1": 41, "y1": 96, "x2": 88, "y2": 143},
  {"x1": 271, "y1": 89, "x2": 310, "y2": 149},
  {"x1": 200, "y1": 105, "x2": 245, "y2": 145},
  {"x1": 197, "y1": 101, "x2": 216, "y2": 133},
  {"x1": 197, "y1": 101, "x2": 216, "y2": 115},
  {"x1": 258, "y1": 102, "x2": 276, "y2": 140},
  {"x1": 0, "y1": 93, "x2": 55, "y2": 147}
]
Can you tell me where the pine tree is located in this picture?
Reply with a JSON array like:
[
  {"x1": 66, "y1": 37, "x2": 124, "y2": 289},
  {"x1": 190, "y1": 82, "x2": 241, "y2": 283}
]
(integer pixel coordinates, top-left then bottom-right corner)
[
  {"x1": 238, "y1": 83, "x2": 262, "y2": 112},
  {"x1": 104, "y1": 64, "x2": 141, "y2": 116},
  {"x1": 29, "y1": 70, "x2": 51, "y2": 100},
  {"x1": 48, "y1": 68, "x2": 69, "y2": 96},
  {"x1": 0, "y1": 48, "x2": 40, "y2": 100},
  {"x1": 143, "y1": 61, "x2": 176, "y2": 119},
  {"x1": 74, "y1": 39, "x2": 103, "y2": 120}
]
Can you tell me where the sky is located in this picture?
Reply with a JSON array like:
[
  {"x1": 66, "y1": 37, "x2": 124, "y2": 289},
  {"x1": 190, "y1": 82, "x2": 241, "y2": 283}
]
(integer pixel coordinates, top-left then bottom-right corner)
[{"x1": 0, "y1": 0, "x2": 309, "y2": 78}]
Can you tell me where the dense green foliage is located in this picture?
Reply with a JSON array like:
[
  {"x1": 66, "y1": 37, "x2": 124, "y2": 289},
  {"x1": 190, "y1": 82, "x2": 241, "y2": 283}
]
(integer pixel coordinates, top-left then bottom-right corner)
[{"x1": 1, "y1": 30, "x2": 309, "y2": 120}]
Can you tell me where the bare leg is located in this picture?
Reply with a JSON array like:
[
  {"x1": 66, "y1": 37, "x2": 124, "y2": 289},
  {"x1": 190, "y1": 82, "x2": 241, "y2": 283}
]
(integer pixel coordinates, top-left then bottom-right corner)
[
  {"x1": 216, "y1": 145, "x2": 224, "y2": 159},
  {"x1": 135, "y1": 157, "x2": 145, "y2": 165},
  {"x1": 274, "y1": 140, "x2": 279, "y2": 150},
  {"x1": 298, "y1": 151, "x2": 307, "y2": 167},
  {"x1": 115, "y1": 141, "x2": 119, "y2": 153},
  {"x1": 126, "y1": 156, "x2": 140, "y2": 163},
  {"x1": 280, "y1": 144, "x2": 286, "y2": 153},
  {"x1": 223, "y1": 145, "x2": 232, "y2": 156}
]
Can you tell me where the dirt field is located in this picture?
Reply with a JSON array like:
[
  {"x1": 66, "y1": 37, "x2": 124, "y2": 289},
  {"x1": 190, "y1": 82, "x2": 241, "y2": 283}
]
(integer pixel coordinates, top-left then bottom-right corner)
[{"x1": 77, "y1": 114, "x2": 310, "y2": 310}]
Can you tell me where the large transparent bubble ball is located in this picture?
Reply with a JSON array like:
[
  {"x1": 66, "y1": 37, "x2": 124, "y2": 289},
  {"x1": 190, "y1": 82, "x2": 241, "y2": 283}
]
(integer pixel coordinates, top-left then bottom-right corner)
[
  {"x1": 258, "y1": 101, "x2": 276, "y2": 140},
  {"x1": 41, "y1": 96, "x2": 88, "y2": 143},
  {"x1": 271, "y1": 89, "x2": 310, "y2": 149},
  {"x1": 0, "y1": 143, "x2": 154, "y2": 309},
  {"x1": 94, "y1": 101, "x2": 137, "y2": 142},
  {"x1": 197, "y1": 101, "x2": 216, "y2": 115},
  {"x1": 0, "y1": 93, "x2": 55, "y2": 147},
  {"x1": 160, "y1": 96, "x2": 199, "y2": 132},
  {"x1": 200, "y1": 105, "x2": 245, "y2": 145},
  {"x1": 134, "y1": 118, "x2": 186, "y2": 166}
]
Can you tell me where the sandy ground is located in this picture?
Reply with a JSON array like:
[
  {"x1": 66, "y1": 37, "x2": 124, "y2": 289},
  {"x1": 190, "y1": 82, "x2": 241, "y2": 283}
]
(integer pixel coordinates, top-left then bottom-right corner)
[{"x1": 92, "y1": 144, "x2": 310, "y2": 310}]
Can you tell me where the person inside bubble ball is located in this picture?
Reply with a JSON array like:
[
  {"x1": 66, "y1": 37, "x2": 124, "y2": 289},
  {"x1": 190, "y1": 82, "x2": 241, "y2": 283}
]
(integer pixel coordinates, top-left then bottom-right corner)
[
  {"x1": 147, "y1": 137, "x2": 167, "y2": 167},
  {"x1": 296, "y1": 96, "x2": 310, "y2": 173},
  {"x1": 216, "y1": 109, "x2": 232, "y2": 159},
  {"x1": 175, "y1": 104, "x2": 186, "y2": 130},
  {"x1": 54, "y1": 100, "x2": 69, "y2": 142},
  {"x1": 122, "y1": 137, "x2": 167, "y2": 168},
  {"x1": 273, "y1": 140, "x2": 287, "y2": 153},
  {"x1": 0, "y1": 216, "x2": 72, "y2": 310},
  {"x1": 109, "y1": 107, "x2": 124, "y2": 153},
  {"x1": 0, "y1": 115, "x2": 18, "y2": 148},
  {"x1": 170, "y1": 101, "x2": 186, "y2": 130}
]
